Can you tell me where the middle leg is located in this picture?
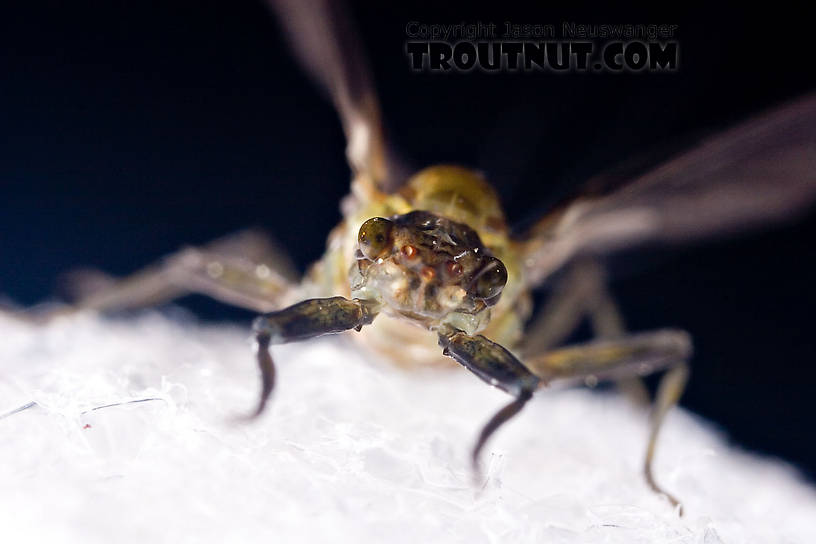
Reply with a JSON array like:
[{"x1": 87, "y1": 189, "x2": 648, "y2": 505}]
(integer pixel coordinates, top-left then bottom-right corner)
[
  {"x1": 521, "y1": 258, "x2": 650, "y2": 405},
  {"x1": 525, "y1": 329, "x2": 692, "y2": 512}
]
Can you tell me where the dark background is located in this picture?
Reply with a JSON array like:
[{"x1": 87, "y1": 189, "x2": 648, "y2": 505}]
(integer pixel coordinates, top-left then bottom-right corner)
[{"x1": 2, "y1": 2, "x2": 814, "y2": 477}]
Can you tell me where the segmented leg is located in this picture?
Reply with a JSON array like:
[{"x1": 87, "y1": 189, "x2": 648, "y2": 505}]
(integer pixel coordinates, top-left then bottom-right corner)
[
  {"x1": 250, "y1": 297, "x2": 378, "y2": 417},
  {"x1": 437, "y1": 326, "x2": 541, "y2": 476},
  {"x1": 644, "y1": 362, "x2": 689, "y2": 512},
  {"x1": 519, "y1": 259, "x2": 599, "y2": 356},
  {"x1": 584, "y1": 266, "x2": 652, "y2": 407},
  {"x1": 526, "y1": 329, "x2": 692, "y2": 513},
  {"x1": 57, "y1": 230, "x2": 297, "y2": 316},
  {"x1": 521, "y1": 259, "x2": 650, "y2": 405}
]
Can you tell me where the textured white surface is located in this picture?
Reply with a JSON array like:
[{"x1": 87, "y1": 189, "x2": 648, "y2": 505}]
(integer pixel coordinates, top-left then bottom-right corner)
[{"x1": 1, "y1": 312, "x2": 814, "y2": 543}]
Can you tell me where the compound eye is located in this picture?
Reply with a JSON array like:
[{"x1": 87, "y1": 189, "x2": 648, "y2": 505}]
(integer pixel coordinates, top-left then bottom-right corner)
[
  {"x1": 473, "y1": 259, "x2": 507, "y2": 300},
  {"x1": 358, "y1": 217, "x2": 394, "y2": 261}
]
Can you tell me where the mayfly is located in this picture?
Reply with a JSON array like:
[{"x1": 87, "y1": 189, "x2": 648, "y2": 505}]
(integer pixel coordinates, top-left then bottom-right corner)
[{"x1": 24, "y1": 0, "x2": 816, "y2": 513}]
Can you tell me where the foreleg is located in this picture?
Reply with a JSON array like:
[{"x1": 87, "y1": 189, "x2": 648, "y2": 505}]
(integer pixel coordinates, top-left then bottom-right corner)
[
  {"x1": 249, "y1": 297, "x2": 379, "y2": 416},
  {"x1": 437, "y1": 327, "x2": 541, "y2": 476}
]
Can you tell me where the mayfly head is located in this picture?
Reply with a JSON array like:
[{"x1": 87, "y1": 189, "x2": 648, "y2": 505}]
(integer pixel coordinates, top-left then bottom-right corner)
[{"x1": 352, "y1": 210, "x2": 507, "y2": 333}]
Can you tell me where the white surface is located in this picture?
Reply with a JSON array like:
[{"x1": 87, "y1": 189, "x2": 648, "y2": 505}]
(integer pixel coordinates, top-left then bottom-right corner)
[{"x1": 1, "y1": 311, "x2": 814, "y2": 543}]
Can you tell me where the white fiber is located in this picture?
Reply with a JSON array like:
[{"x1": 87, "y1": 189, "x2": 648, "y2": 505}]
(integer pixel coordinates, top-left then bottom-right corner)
[{"x1": 1, "y1": 312, "x2": 814, "y2": 543}]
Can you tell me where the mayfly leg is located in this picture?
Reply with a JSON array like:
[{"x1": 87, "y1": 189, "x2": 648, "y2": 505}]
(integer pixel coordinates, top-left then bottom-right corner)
[
  {"x1": 521, "y1": 259, "x2": 651, "y2": 406},
  {"x1": 37, "y1": 229, "x2": 299, "y2": 319},
  {"x1": 518, "y1": 259, "x2": 601, "y2": 356},
  {"x1": 249, "y1": 297, "x2": 379, "y2": 417},
  {"x1": 525, "y1": 329, "x2": 692, "y2": 513},
  {"x1": 437, "y1": 326, "x2": 541, "y2": 479},
  {"x1": 644, "y1": 362, "x2": 689, "y2": 511}
]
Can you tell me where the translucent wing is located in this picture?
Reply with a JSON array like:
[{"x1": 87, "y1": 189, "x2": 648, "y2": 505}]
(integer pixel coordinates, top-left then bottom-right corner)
[
  {"x1": 522, "y1": 93, "x2": 816, "y2": 287},
  {"x1": 267, "y1": 0, "x2": 395, "y2": 192}
]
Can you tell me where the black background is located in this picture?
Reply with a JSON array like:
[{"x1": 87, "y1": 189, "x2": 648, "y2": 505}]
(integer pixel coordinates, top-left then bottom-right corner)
[{"x1": 2, "y1": 2, "x2": 815, "y2": 477}]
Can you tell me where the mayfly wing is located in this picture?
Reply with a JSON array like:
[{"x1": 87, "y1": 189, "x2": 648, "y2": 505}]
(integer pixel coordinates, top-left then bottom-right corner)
[
  {"x1": 266, "y1": 0, "x2": 398, "y2": 193},
  {"x1": 522, "y1": 92, "x2": 816, "y2": 287}
]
